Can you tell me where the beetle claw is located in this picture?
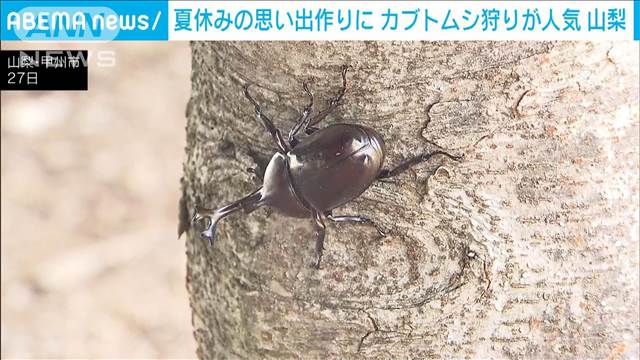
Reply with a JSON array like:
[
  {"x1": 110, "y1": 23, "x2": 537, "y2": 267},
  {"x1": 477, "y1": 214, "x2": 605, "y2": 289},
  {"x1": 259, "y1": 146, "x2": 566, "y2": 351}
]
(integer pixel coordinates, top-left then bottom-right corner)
[
  {"x1": 192, "y1": 206, "x2": 218, "y2": 246},
  {"x1": 191, "y1": 212, "x2": 202, "y2": 224},
  {"x1": 200, "y1": 225, "x2": 216, "y2": 246},
  {"x1": 191, "y1": 205, "x2": 208, "y2": 223}
]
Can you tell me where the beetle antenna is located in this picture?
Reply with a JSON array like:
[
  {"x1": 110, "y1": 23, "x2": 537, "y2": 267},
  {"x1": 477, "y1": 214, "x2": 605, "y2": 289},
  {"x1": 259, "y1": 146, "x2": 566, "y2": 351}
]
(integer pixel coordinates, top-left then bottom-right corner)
[{"x1": 192, "y1": 188, "x2": 264, "y2": 245}]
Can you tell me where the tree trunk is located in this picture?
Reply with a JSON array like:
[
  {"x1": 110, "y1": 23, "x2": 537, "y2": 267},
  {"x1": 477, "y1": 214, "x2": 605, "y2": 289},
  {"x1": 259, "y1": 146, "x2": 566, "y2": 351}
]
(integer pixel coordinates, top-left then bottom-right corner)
[{"x1": 180, "y1": 42, "x2": 639, "y2": 359}]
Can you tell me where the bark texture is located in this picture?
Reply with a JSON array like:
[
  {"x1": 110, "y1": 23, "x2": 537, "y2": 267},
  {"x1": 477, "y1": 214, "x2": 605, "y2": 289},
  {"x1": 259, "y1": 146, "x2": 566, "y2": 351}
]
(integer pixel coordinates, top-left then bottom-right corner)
[{"x1": 181, "y1": 42, "x2": 639, "y2": 359}]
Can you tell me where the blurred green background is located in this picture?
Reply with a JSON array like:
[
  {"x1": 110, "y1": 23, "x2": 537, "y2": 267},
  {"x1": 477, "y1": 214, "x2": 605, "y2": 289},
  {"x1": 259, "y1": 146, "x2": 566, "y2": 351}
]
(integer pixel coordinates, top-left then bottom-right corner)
[{"x1": 1, "y1": 43, "x2": 195, "y2": 358}]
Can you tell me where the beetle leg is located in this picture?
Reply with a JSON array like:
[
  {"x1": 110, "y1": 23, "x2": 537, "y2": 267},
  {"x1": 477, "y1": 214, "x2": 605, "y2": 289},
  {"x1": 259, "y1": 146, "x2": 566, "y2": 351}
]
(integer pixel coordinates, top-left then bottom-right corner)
[
  {"x1": 287, "y1": 82, "x2": 314, "y2": 148},
  {"x1": 326, "y1": 213, "x2": 386, "y2": 236},
  {"x1": 312, "y1": 210, "x2": 326, "y2": 269},
  {"x1": 377, "y1": 150, "x2": 464, "y2": 180},
  {"x1": 192, "y1": 188, "x2": 264, "y2": 245},
  {"x1": 304, "y1": 65, "x2": 349, "y2": 134},
  {"x1": 243, "y1": 85, "x2": 290, "y2": 153}
]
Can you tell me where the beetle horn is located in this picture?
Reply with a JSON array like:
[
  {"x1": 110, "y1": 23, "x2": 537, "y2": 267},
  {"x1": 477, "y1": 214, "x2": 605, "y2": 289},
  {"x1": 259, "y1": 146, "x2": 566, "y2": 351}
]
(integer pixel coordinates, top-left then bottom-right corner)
[{"x1": 192, "y1": 188, "x2": 265, "y2": 246}]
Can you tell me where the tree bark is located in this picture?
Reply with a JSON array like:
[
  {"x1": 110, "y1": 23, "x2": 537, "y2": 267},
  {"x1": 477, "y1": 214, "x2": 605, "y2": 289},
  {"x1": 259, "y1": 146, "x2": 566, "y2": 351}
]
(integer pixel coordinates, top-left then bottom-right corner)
[{"x1": 180, "y1": 42, "x2": 639, "y2": 359}]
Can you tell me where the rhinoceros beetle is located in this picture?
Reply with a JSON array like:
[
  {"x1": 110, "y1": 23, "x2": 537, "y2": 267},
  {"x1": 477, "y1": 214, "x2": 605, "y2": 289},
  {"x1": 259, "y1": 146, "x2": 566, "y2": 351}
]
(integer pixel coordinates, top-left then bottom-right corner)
[{"x1": 193, "y1": 66, "x2": 461, "y2": 268}]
